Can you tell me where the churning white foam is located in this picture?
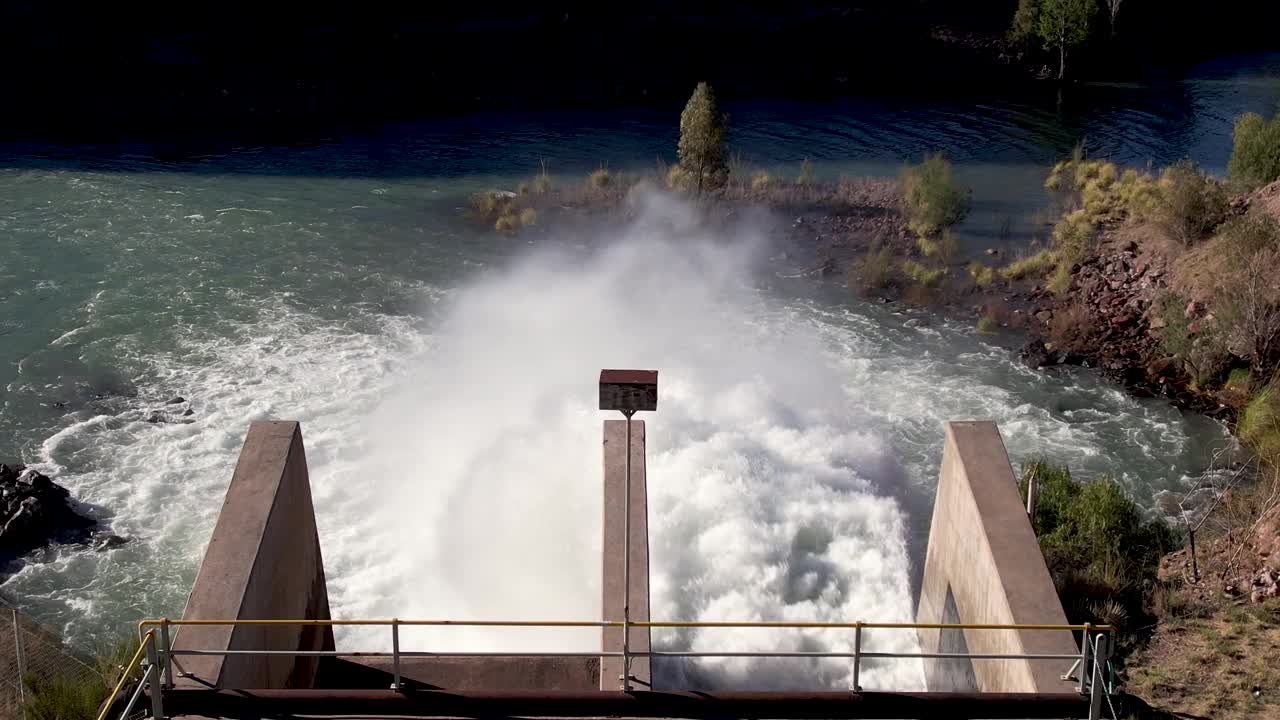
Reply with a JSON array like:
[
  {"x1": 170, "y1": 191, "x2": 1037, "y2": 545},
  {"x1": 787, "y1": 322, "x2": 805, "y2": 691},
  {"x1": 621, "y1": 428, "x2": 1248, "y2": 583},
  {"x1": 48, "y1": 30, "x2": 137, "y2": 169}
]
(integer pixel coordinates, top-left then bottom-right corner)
[{"x1": 336, "y1": 195, "x2": 924, "y2": 690}]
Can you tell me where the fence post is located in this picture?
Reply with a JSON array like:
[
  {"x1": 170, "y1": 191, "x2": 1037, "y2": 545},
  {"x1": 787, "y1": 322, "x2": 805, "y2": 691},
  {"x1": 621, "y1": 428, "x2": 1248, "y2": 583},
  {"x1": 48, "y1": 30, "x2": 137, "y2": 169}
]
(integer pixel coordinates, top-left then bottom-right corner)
[
  {"x1": 1077, "y1": 623, "x2": 1092, "y2": 694},
  {"x1": 159, "y1": 620, "x2": 173, "y2": 689},
  {"x1": 143, "y1": 634, "x2": 164, "y2": 720},
  {"x1": 851, "y1": 623, "x2": 863, "y2": 692},
  {"x1": 1087, "y1": 633, "x2": 1110, "y2": 720},
  {"x1": 390, "y1": 620, "x2": 402, "y2": 691}
]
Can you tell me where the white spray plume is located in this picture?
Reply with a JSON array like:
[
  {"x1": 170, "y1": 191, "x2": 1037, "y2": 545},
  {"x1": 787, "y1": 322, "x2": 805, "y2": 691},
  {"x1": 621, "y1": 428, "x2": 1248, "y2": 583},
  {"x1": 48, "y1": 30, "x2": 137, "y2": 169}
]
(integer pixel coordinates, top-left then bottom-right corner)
[{"x1": 341, "y1": 193, "x2": 924, "y2": 690}]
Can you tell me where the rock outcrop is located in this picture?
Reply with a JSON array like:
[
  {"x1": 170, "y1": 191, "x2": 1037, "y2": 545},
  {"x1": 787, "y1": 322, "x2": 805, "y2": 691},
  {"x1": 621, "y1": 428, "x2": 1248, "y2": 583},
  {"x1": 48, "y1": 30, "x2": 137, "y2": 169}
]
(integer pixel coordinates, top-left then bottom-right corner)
[{"x1": 1, "y1": 463, "x2": 99, "y2": 568}]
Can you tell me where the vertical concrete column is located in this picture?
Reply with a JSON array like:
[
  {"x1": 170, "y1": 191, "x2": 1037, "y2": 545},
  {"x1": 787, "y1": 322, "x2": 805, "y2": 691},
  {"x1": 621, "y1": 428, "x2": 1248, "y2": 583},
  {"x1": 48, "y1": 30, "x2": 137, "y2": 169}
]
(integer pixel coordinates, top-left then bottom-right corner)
[
  {"x1": 916, "y1": 421, "x2": 1079, "y2": 693},
  {"x1": 174, "y1": 421, "x2": 334, "y2": 688},
  {"x1": 601, "y1": 419, "x2": 652, "y2": 690}
]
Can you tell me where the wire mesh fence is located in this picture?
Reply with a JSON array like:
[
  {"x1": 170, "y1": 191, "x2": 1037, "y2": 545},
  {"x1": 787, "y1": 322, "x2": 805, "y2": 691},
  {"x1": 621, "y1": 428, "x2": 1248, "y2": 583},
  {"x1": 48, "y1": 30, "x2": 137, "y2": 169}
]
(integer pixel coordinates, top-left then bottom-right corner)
[{"x1": 0, "y1": 598, "x2": 106, "y2": 720}]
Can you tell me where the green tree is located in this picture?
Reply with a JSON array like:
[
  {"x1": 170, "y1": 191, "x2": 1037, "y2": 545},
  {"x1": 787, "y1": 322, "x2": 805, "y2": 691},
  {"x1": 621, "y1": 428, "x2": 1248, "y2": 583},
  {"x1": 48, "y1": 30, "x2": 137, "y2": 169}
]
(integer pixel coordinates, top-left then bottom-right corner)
[
  {"x1": 1011, "y1": 0, "x2": 1096, "y2": 80},
  {"x1": 1228, "y1": 111, "x2": 1280, "y2": 188},
  {"x1": 676, "y1": 82, "x2": 728, "y2": 193}
]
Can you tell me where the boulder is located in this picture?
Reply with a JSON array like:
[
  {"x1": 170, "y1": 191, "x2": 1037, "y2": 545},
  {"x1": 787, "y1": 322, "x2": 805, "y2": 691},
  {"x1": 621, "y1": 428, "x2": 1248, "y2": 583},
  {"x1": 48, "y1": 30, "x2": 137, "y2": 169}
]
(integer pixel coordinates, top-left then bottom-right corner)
[{"x1": 0, "y1": 464, "x2": 97, "y2": 570}]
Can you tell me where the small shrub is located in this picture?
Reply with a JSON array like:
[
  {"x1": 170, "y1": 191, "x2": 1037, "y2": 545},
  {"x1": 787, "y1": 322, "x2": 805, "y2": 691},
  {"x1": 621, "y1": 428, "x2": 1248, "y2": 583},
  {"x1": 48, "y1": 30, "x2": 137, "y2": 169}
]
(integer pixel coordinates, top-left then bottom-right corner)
[
  {"x1": 918, "y1": 229, "x2": 959, "y2": 264},
  {"x1": 1047, "y1": 264, "x2": 1074, "y2": 294},
  {"x1": 471, "y1": 190, "x2": 507, "y2": 218},
  {"x1": 518, "y1": 208, "x2": 538, "y2": 227},
  {"x1": 976, "y1": 315, "x2": 998, "y2": 334},
  {"x1": 589, "y1": 168, "x2": 612, "y2": 189},
  {"x1": 1218, "y1": 210, "x2": 1280, "y2": 255},
  {"x1": 1156, "y1": 160, "x2": 1228, "y2": 246},
  {"x1": 1151, "y1": 290, "x2": 1228, "y2": 386},
  {"x1": 494, "y1": 213, "x2": 519, "y2": 234},
  {"x1": 1019, "y1": 460, "x2": 1178, "y2": 648},
  {"x1": 23, "y1": 674, "x2": 108, "y2": 720},
  {"x1": 532, "y1": 173, "x2": 552, "y2": 195},
  {"x1": 796, "y1": 159, "x2": 815, "y2": 186},
  {"x1": 901, "y1": 153, "x2": 971, "y2": 236},
  {"x1": 1000, "y1": 250, "x2": 1056, "y2": 281},
  {"x1": 516, "y1": 182, "x2": 530, "y2": 195},
  {"x1": 751, "y1": 170, "x2": 774, "y2": 191},
  {"x1": 1052, "y1": 210, "x2": 1095, "y2": 263},
  {"x1": 902, "y1": 260, "x2": 944, "y2": 287},
  {"x1": 1240, "y1": 381, "x2": 1280, "y2": 463},
  {"x1": 968, "y1": 261, "x2": 996, "y2": 287},
  {"x1": 1047, "y1": 301, "x2": 1096, "y2": 351},
  {"x1": 666, "y1": 163, "x2": 692, "y2": 191},
  {"x1": 1228, "y1": 111, "x2": 1280, "y2": 188},
  {"x1": 851, "y1": 239, "x2": 895, "y2": 290}
]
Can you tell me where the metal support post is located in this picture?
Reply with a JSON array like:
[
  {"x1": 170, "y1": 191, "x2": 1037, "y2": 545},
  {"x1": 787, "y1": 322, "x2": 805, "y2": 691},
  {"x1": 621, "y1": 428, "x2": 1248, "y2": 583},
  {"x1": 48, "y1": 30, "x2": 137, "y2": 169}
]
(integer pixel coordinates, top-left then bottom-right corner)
[
  {"x1": 621, "y1": 410, "x2": 634, "y2": 691},
  {"x1": 160, "y1": 620, "x2": 173, "y2": 689},
  {"x1": 1087, "y1": 633, "x2": 1110, "y2": 720},
  {"x1": 391, "y1": 620, "x2": 402, "y2": 691},
  {"x1": 144, "y1": 633, "x2": 165, "y2": 720},
  {"x1": 1076, "y1": 623, "x2": 1091, "y2": 694},
  {"x1": 851, "y1": 623, "x2": 863, "y2": 692}
]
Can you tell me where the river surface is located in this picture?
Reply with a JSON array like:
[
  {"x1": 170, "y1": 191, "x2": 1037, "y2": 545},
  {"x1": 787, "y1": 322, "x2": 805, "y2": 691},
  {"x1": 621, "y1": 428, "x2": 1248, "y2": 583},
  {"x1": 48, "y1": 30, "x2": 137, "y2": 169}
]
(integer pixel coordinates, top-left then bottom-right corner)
[{"x1": 1, "y1": 53, "x2": 1278, "y2": 690}]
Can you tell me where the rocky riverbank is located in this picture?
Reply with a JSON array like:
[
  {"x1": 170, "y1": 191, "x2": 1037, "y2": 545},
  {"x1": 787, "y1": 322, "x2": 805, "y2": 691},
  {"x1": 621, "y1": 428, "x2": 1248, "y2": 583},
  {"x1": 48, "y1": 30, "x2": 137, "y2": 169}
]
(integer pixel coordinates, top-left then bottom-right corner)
[{"x1": 0, "y1": 463, "x2": 125, "y2": 575}]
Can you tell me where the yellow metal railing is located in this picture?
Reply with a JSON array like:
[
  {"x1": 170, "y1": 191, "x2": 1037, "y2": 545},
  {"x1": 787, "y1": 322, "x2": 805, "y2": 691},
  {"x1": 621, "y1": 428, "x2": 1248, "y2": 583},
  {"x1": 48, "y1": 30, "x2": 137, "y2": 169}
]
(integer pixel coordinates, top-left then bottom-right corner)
[{"x1": 112, "y1": 617, "x2": 1112, "y2": 720}]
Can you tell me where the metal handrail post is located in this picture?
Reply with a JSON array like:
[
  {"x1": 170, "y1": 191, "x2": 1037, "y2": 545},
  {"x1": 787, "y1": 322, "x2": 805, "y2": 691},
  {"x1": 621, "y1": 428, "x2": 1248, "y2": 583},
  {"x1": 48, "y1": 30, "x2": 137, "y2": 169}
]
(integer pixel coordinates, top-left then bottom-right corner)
[
  {"x1": 391, "y1": 619, "x2": 402, "y2": 691},
  {"x1": 160, "y1": 620, "x2": 173, "y2": 689},
  {"x1": 1076, "y1": 623, "x2": 1091, "y2": 694},
  {"x1": 143, "y1": 633, "x2": 165, "y2": 720},
  {"x1": 621, "y1": 410, "x2": 634, "y2": 691},
  {"x1": 850, "y1": 623, "x2": 863, "y2": 692},
  {"x1": 1087, "y1": 633, "x2": 1109, "y2": 720}
]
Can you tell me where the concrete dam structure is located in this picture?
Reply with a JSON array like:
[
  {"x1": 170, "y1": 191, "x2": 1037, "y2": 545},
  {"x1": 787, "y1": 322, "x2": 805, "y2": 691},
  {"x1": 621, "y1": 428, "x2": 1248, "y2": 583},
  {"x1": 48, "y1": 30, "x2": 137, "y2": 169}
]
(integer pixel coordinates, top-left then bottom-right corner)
[{"x1": 112, "y1": 371, "x2": 1113, "y2": 719}]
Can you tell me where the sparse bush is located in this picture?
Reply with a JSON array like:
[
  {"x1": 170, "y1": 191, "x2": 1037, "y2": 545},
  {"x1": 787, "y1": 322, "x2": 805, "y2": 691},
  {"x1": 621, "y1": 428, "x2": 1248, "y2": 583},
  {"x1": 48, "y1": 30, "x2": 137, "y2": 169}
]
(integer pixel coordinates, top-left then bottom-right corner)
[
  {"x1": 795, "y1": 159, "x2": 815, "y2": 186},
  {"x1": 968, "y1": 261, "x2": 997, "y2": 287},
  {"x1": 471, "y1": 190, "x2": 507, "y2": 218},
  {"x1": 1240, "y1": 381, "x2": 1280, "y2": 463},
  {"x1": 1152, "y1": 290, "x2": 1229, "y2": 385},
  {"x1": 676, "y1": 82, "x2": 729, "y2": 193},
  {"x1": 23, "y1": 634, "x2": 140, "y2": 720},
  {"x1": 666, "y1": 163, "x2": 692, "y2": 191},
  {"x1": 851, "y1": 239, "x2": 895, "y2": 290},
  {"x1": 918, "y1": 229, "x2": 959, "y2": 264},
  {"x1": 494, "y1": 213, "x2": 519, "y2": 234},
  {"x1": 1218, "y1": 211, "x2": 1280, "y2": 255},
  {"x1": 1019, "y1": 460, "x2": 1178, "y2": 649},
  {"x1": 1047, "y1": 302, "x2": 1096, "y2": 351},
  {"x1": 1047, "y1": 158, "x2": 1159, "y2": 224},
  {"x1": 589, "y1": 168, "x2": 612, "y2": 189},
  {"x1": 23, "y1": 674, "x2": 107, "y2": 720},
  {"x1": 1000, "y1": 250, "x2": 1056, "y2": 281},
  {"x1": 902, "y1": 259, "x2": 944, "y2": 287},
  {"x1": 751, "y1": 170, "x2": 774, "y2": 191},
  {"x1": 976, "y1": 314, "x2": 998, "y2": 334},
  {"x1": 1156, "y1": 160, "x2": 1228, "y2": 246},
  {"x1": 1228, "y1": 111, "x2": 1280, "y2": 188},
  {"x1": 901, "y1": 153, "x2": 970, "y2": 237},
  {"x1": 532, "y1": 173, "x2": 552, "y2": 195},
  {"x1": 519, "y1": 208, "x2": 538, "y2": 227}
]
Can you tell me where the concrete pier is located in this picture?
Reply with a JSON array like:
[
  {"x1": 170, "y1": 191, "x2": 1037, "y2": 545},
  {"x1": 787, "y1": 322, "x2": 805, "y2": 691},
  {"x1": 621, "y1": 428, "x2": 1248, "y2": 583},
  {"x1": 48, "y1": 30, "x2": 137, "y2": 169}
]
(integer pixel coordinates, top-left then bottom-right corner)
[
  {"x1": 174, "y1": 421, "x2": 334, "y2": 689},
  {"x1": 915, "y1": 421, "x2": 1078, "y2": 693},
  {"x1": 601, "y1": 419, "x2": 653, "y2": 690}
]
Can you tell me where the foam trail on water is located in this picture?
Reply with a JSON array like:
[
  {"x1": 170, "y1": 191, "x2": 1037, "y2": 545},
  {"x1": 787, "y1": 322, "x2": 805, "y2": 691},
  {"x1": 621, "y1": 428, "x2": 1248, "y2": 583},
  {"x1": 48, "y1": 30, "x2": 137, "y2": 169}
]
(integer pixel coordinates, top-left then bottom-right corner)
[{"x1": 336, "y1": 195, "x2": 924, "y2": 690}]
